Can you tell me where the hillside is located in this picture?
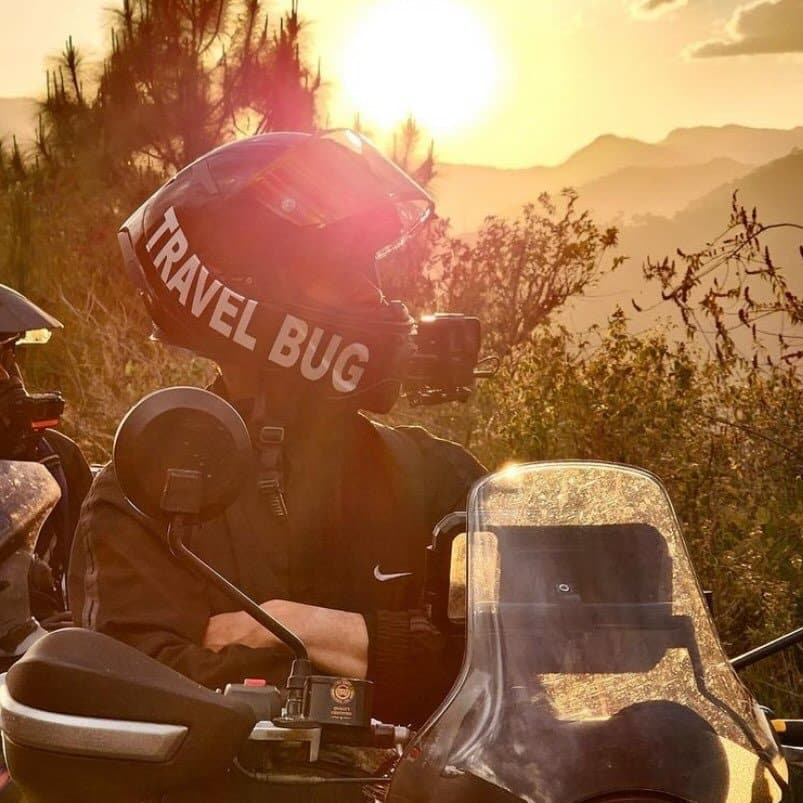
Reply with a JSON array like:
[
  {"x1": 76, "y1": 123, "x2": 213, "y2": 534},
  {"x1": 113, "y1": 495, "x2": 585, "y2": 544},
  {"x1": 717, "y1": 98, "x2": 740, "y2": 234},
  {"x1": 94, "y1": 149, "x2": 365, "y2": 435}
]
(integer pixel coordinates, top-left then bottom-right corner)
[
  {"x1": 562, "y1": 149, "x2": 803, "y2": 339},
  {"x1": 558, "y1": 133, "x2": 678, "y2": 184}
]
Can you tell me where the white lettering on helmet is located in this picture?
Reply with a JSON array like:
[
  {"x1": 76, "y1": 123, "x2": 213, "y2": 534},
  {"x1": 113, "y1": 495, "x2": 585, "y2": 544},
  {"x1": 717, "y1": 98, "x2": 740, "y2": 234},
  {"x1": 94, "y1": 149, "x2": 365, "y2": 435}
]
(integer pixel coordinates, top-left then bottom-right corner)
[
  {"x1": 144, "y1": 207, "x2": 370, "y2": 381},
  {"x1": 164, "y1": 254, "x2": 199, "y2": 305},
  {"x1": 152, "y1": 225, "x2": 189, "y2": 281},
  {"x1": 332, "y1": 342, "x2": 369, "y2": 393},
  {"x1": 146, "y1": 206, "x2": 179, "y2": 252},
  {"x1": 145, "y1": 206, "x2": 258, "y2": 352},
  {"x1": 269, "y1": 313, "x2": 369, "y2": 393},
  {"x1": 300, "y1": 328, "x2": 342, "y2": 381},
  {"x1": 191, "y1": 265, "x2": 222, "y2": 317},
  {"x1": 209, "y1": 287, "x2": 243, "y2": 339},
  {"x1": 234, "y1": 300, "x2": 258, "y2": 351},
  {"x1": 268, "y1": 314, "x2": 307, "y2": 368}
]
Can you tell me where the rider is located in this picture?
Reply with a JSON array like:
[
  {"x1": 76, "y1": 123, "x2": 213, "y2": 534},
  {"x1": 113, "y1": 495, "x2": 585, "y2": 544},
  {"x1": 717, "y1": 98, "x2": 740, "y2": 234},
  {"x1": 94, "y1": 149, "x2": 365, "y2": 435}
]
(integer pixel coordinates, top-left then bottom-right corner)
[
  {"x1": 0, "y1": 285, "x2": 92, "y2": 617},
  {"x1": 69, "y1": 131, "x2": 485, "y2": 726}
]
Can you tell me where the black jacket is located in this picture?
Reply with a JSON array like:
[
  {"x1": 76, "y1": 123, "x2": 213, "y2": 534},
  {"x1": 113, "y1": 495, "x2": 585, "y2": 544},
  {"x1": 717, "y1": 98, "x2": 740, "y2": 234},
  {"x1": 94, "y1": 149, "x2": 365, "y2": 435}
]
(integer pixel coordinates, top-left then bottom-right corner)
[
  {"x1": 69, "y1": 412, "x2": 484, "y2": 725},
  {"x1": 37, "y1": 430, "x2": 93, "y2": 581}
]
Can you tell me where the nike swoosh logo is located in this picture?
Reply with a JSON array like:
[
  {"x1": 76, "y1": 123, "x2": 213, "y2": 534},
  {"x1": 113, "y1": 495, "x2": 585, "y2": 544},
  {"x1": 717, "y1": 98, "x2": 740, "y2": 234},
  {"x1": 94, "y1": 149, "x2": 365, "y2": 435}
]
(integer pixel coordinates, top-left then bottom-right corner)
[{"x1": 373, "y1": 565, "x2": 413, "y2": 582}]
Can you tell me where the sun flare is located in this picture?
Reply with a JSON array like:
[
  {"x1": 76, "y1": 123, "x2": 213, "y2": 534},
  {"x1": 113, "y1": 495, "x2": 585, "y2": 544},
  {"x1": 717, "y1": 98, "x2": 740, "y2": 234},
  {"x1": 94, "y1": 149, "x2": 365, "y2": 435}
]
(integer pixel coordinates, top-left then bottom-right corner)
[{"x1": 338, "y1": 0, "x2": 501, "y2": 137}]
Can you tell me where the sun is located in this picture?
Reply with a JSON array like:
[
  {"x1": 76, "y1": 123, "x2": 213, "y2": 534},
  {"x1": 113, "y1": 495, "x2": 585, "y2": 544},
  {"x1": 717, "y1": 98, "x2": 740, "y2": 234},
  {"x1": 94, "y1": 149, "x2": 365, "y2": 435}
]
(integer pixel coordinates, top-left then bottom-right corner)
[{"x1": 338, "y1": 0, "x2": 501, "y2": 138}]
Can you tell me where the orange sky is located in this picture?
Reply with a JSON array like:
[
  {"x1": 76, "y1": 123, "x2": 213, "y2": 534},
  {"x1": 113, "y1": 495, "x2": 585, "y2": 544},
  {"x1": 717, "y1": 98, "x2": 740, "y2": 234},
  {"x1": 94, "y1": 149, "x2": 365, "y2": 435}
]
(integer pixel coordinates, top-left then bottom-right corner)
[{"x1": 2, "y1": 0, "x2": 803, "y2": 167}]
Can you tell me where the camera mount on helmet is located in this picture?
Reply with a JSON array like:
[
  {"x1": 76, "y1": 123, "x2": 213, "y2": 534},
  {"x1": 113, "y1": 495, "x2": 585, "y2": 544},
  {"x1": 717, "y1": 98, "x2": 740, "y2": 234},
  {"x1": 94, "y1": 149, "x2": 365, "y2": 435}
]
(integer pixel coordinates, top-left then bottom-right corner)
[{"x1": 404, "y1": 313, "x2": 498, "y2": 406}]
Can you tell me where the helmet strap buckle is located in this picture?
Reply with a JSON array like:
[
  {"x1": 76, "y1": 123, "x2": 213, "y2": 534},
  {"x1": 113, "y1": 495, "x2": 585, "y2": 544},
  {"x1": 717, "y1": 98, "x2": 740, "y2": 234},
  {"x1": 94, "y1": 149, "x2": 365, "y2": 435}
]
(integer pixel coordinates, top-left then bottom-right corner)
[{"x1": 256, "y1": 425, "x2": 288, "y2": 519}]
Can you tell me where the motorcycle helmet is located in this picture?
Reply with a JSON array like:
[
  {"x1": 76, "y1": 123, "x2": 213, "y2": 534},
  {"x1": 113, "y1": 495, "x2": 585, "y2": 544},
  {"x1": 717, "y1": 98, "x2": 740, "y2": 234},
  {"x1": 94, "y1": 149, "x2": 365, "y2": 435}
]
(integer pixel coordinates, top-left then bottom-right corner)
[
  {"x1": 0, "y1": 284, "x2": 63, "y2": 350},
  {"x1": 118, "y1": 130, "x2": 434, "y2": 412},
  {"x1": 0, "y1": 286, "x2": 64, "y2": 457}
]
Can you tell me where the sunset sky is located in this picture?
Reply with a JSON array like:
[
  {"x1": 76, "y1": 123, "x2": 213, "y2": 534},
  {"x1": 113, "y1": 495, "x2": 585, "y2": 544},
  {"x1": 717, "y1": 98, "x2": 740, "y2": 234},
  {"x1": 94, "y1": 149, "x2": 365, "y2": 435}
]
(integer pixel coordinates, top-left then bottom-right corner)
[{"x1": 2, "y1": 0, "x2": 803, "y2": 168}]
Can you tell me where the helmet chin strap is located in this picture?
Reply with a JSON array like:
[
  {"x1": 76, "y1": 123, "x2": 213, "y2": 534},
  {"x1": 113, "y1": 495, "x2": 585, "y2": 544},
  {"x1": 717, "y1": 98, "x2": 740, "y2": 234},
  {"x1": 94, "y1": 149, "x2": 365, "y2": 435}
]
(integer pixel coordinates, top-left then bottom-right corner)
[
  {"x1": 244, "y1": 369, "x2": 355, "y2": 520},
  {"x1": 223, "y1": 347, "x2": 407, "y2": 518},
  {"x1": 250, "y1": 370, "x2": 289, "y2": 520}
]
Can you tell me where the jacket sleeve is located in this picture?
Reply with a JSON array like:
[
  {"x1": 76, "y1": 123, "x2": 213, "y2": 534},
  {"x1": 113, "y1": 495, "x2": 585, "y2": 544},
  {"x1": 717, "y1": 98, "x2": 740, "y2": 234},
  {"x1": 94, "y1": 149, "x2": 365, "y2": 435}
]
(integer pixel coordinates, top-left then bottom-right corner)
[
  {"x1": 367, "y1": 427, "x2": 486, "y2": 725},
  {"x1": 68, "y1": 465, "x2": 294, "y2": 690},
  {"x1": 43, "y1": 429, "x2": 93, "y2": 539}
]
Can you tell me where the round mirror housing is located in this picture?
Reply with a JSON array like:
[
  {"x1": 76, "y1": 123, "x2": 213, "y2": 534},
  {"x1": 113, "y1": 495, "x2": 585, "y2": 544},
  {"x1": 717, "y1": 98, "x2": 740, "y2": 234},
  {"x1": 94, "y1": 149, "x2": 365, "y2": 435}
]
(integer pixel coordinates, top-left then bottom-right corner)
[{"x1": 113, "y1": 387, "x2": 251, "y2": 522}]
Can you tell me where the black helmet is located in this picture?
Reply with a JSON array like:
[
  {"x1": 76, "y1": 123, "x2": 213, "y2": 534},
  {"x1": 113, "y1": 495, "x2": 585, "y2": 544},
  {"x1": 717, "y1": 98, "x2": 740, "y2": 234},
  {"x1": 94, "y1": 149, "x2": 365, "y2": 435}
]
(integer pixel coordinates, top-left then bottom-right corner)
[
  {"x1": 118, "y1": 130, "x2": 434, "y2": 410},
  {"x1": 0, "y1": 285, "x2": 62, "y2": 347}
]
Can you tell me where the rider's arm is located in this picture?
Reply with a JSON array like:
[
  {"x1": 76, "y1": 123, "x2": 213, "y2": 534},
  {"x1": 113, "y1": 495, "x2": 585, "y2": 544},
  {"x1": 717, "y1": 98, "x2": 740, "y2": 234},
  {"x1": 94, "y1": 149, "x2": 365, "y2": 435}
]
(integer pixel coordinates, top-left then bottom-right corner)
[
  {"x1": 203, "y1": 599, "x2": 368, "y2": 679},
  {"x1": 69, "y1": 465, "x2": 299, "y2": 690},
  {"x1": 201, "y1": 601, "x2": 459, "y2": 725}
]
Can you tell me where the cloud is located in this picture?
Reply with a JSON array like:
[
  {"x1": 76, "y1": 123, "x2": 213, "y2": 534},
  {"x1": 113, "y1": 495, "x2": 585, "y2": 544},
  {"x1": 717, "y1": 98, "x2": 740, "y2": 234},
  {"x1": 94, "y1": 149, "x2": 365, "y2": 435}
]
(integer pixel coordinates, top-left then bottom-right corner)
[
  {"x1": 631, "y1": 0, "x2": 690, "y2": 18},
  {"x1": 689, "y1": 0, "x2": 803, "y2": 57}
]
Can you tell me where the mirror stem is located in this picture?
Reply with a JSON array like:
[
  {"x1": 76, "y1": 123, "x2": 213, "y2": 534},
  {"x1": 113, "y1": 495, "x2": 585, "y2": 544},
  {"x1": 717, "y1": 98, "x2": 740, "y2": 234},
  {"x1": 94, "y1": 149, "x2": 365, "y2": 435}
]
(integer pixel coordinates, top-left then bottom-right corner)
[
  {"x1": 731, "y1": 626, "x2": 803, "y2": 670},
  {"x1": 167, "y1": 518, "x2": 310, "y2": 661}
]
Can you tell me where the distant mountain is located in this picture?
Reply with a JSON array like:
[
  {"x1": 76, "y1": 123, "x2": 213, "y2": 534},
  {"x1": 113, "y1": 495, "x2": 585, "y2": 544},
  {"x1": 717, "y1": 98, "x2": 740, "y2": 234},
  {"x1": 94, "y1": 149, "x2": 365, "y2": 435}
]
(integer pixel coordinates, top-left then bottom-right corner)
[
  {"x1": 529, "y1": 157, "x2": 750, "y2": 226},
  {"x1": 660, "y1": 125, "x2": 803, "y2": 167},
  {"x1": 679, "y1": 147, "x2": 803, "y2": 226},
  {"x1": 433, "y1": 125, "x2": 803, "y2": 233},
  {"x1": 0, "y1": 97, "x2": 37, "y2": 145},
  {"x1": 561, "y1": 148, "x2": 803, "y2": 340},
  {"x1": 558, "y1": 134, "x2": 678, "y2": 184}
]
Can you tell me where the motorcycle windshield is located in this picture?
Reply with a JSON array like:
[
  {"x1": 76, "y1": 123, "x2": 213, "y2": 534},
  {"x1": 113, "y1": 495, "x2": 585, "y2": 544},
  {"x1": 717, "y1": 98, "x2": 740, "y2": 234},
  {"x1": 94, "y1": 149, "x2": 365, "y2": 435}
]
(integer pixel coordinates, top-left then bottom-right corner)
[{"x1": 390, "y1": 462, "x2": 786, "y2": 803}]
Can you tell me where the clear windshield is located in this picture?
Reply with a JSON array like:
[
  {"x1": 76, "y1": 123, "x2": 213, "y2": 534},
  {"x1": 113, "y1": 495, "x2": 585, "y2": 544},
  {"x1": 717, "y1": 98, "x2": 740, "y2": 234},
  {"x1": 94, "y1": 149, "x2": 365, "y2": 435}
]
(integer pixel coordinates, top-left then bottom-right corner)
[{"x1": 390, "y1": 462, "x2": 787, "y2": 803}]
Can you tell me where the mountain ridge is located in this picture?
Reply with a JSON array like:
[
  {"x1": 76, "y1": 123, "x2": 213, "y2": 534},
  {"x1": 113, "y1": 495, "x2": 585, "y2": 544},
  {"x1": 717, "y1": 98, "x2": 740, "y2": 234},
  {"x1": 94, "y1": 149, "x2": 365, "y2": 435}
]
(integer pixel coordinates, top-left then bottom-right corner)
[{"x1": 432, "y1": 123, "x2": 803, "y2": 232}]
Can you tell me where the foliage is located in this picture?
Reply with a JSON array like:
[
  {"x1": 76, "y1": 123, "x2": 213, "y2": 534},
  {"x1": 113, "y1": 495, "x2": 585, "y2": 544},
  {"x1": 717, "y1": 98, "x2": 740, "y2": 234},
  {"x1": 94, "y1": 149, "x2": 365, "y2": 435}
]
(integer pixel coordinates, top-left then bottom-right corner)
[
  {"x1": 642, "y1": 193, "x2": 803, "y2": 367},
  {"x1": 391, "y1": 200, "x2": 803, "y2": 719},
  {"x1": 436, "y1": 192, "x2": 622, "y2": 354},
  {"x1": 386, "y1": 195, "x2": 802, "y2": 723},
  {"x1": 386, "y1": 190, "x2": 624, "y2": 355},
  {"x1": 475, "y1": 313, "x2": 802, "y2": 715},
  {"x1": 37, "y1": 0, "x2": 320, "y2": 173},
  {"x1": 396, "y1": 304, "x2": 802, "y2": 722}
]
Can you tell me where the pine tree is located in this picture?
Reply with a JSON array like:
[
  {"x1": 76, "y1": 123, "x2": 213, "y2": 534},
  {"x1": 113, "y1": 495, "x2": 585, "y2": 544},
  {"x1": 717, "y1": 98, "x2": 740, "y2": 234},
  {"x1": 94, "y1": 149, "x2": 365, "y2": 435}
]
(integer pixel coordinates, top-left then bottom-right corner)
[{"x1": 37, "y1": 0, "x2": 321, "y2": 175}]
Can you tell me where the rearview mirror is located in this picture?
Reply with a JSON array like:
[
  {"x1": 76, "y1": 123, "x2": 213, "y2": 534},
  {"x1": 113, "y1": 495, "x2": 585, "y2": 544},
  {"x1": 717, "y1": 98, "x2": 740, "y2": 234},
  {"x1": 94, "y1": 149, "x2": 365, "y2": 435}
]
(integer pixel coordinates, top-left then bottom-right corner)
[
  {"x1": 112, "y1": 386, "x2": 310, "y2": 663},
  {"x1": 113, "y1": 386, "x2": 251, "y2": 522}
]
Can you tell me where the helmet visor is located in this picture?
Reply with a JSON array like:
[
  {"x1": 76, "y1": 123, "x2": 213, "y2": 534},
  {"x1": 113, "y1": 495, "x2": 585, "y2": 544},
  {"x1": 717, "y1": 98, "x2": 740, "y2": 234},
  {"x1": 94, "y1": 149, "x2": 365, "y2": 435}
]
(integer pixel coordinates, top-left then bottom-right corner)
[{"x1": 235, "y1": 130, "x2": 434, "y2": 260}]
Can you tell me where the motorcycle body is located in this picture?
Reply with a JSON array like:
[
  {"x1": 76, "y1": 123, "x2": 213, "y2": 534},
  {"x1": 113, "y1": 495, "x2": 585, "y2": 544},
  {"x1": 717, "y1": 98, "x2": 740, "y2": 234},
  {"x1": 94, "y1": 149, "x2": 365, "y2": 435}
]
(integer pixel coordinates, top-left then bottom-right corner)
[
  {"x1": 0, "y1": 458, "x2": 61, "y2": 800},
  {"x1": 0, "y1": 390, "x2": 799, "y2": 803},
  {"x1": 0, "y1": 459, "x2": 60, "y2": 672}
]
